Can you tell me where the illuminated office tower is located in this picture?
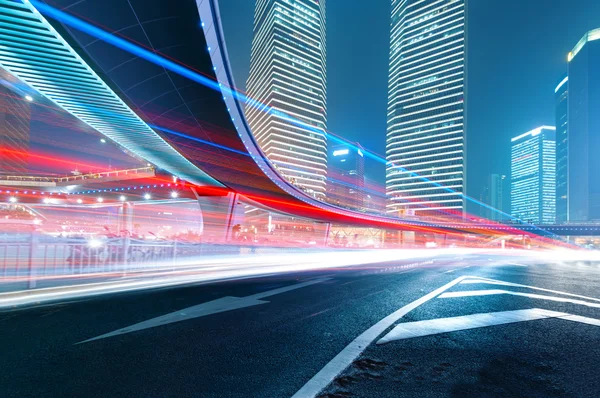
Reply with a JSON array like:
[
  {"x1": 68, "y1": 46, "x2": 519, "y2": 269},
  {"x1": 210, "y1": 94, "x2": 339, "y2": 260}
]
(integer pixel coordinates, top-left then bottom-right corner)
[
  {"x1": 566, "y1": 28, "x2": 600, "y2": 221},
  {"x1": 554, "y1": 74, "x2": 568, "y2": 223},
  {"x1": 327, "y1": 144, "x2": 365, "y2": 210},
  {"x1": 246, "y1": 0, "x2": 327, "y2": 199},
  {"x1": 0, "y1": 81, "x2": 30, "y2": 175},
  {"x1": 511, "y1": 127, "x2": 556, "y2": 224},
  {"x1": 481, "y1": 173, "x2": 506, "y2": 222},
  {"x1": 386, "y1": 0, "x2": 466, "y2": 217}
]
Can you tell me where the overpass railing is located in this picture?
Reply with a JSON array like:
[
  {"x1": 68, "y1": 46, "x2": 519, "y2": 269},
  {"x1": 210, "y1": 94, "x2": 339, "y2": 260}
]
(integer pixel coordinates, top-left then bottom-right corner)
[{"x1": 0, "y1": 166, "x2": 155, "y2": 187}]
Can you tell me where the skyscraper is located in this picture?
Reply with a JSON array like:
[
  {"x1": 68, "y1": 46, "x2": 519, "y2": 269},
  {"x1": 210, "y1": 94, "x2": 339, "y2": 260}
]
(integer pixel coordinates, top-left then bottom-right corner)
[
  {"x1": 327, "y1": 144, "x2": 365, "y2": 210},
  {"x1": 0, "y1": 81, "x2": 30, "y2": 175},
  {"x1": 511, "y1": 126, "x2": 556, "y2": 224},
  {"x1": 555, "y1": 75, "x2": 568, "y2": 223},
  {"x1": 246, "y1": 0, "x2": 327, "y2": 199},
  {"x1": 566, "y1": 28, "x2": 600, "y2": 221},
  {"x1": 481, "y1": 173, "x2": 506, "y2": 222},
  {"x1": 385, "y1": 0, "x2": 466, "y2": 217}
]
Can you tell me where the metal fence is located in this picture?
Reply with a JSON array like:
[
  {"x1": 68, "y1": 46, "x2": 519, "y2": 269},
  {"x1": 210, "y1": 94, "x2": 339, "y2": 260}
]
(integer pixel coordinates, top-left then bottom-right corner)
[{"x1": 0, "y1": 233, "x2": 243, "y2": 289}]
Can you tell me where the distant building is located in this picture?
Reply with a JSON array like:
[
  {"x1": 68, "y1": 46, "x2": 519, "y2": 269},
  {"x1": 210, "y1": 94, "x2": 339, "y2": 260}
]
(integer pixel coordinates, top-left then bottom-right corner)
[
  {"x1": 327, "y1": 144, "x2": 365, "y2": 210},
  {"x1": 0, "y1": 82, "x2": 30, "y2": 175},
  {"x1": 555, "y1": 75, "x2": 568, "y2": 223},
  {"x1": 481, "y1": 174, "x2": 506, "y2": 222},
  {"x1": 246, "y1": 0, "x2": 328, "y2": 199},
  {"x1": 386, "y1": 0, "x2": 467, "y2": 217},
  {"x1": 511, "y1": 126, "x2": 556, "y2": 224},
  {"x1": 566, "y1": 28, "x2": 600, "y2": 221}
]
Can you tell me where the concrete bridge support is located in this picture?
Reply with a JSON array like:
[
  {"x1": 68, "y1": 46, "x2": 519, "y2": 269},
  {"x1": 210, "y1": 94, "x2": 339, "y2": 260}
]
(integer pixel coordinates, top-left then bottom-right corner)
[{"x1": 192, "y1": 189, "x2": 245, "y2": 243}]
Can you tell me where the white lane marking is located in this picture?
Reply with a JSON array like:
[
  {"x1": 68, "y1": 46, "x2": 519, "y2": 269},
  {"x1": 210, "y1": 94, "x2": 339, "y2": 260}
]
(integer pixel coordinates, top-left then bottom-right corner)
[
  {"x1": 290, "y1": 276, "x2": 470, "y2": 398},
  {"x1": 508, "y1": 263, "x2": 528, "y2": 267},
  {"x1": 79, "y1": 278, "x2": 330, "y2": 344},
  {"x1": 460, "y1": 278, "x2": 600, "y2": 303},
  {"x1": 439, "y1": 289, "x2": 600, "y2": 308},
  {"x1": 378, "y1": 309, "x2": 600, "y2": 344},
  {"x1": 377, "y1": 308, "x2": 567, "y2": 344},
  {"x1": 444, "y1": 265, "x2": 469, "y2": 274},
  {"x1": 560, "y1": 314, "x2": 600, "y2": 327}
]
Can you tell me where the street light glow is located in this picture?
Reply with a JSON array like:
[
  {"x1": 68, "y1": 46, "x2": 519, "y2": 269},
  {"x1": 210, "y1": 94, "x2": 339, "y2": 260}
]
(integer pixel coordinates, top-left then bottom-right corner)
[
  {"x1": 9, "y1": 196, "x2": 17, "y2": 203},
  {"x1": 97, "y1": 197, "x2": 104, "y2": 203},
  {"x1": 24, "y1": 95, "x2": 33, "y2": 102},
  {"x1": 120, "y1": 195, "x2": 127, "y2": 201},
  {"x1": 144, "y1": 193, "x2": 151, "y2": 200},
  {"x1": 170, "y1": 191, "x2": 179, "y2": 198}
]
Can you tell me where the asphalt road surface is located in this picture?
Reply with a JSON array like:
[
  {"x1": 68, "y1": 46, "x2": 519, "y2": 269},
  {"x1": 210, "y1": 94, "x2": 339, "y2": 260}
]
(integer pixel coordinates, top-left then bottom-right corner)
[{"x1": 2, "y1": 252, "x2": 600, "y2": 397}]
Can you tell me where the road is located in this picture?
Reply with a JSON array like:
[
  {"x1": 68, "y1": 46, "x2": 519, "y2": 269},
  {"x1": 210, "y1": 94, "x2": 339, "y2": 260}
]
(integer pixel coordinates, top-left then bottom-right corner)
[{"x1": 1, "y1": 251, "x2": 599, "y2": 397}]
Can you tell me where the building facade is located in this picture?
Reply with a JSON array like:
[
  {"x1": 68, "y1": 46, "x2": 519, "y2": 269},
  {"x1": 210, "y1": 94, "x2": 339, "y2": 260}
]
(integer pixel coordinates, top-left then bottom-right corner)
[
  {"x1": 481, "y1": 173, "x2": 506, "y2": 222},
  {"x1": 555, "y1": 75, "x2": 568, "y2": 223},
  {"x1": 511, "y1": 126, "x2": 556, "y2": 224},
  {"x1": 385, "y1": 0, "x2": 466, "y2": 217},
  {"x1": 327, "y1": 144, "x2": 365, "y2": 210},
  {"x1": 246, "y1": 0, "x2": 328, "y2": 199},
  {"x1": 0, "y1": 82, "x2": 30, "y2": 175},
  {"x1": 566, "y1": 28, "x2": 600, "y2": 221}
]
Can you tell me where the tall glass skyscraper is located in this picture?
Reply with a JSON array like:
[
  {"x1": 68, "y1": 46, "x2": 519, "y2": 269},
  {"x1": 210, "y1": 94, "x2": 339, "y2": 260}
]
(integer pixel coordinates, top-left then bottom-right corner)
[
  {"x1": 327, "y1": 144, "x2": 365, "y2": 211},
  {"x1": 481, "y1": 173, "x2": 506, "y2": 222},
  {"x1": 554, "y1": 75, "x2": 568, "y2": 223},
  {"x1": 246, "y1": 0, "x2": 327, "y2": 199},
  {"x1": 511, "y1": 126, "x2": 556, "y2": 224},
  {"x1": 566, "y1": 28, "x2": 600, "y2": 221},
  {"x1": 385, "y1": 0, "x2": 466, "y2": 217}
]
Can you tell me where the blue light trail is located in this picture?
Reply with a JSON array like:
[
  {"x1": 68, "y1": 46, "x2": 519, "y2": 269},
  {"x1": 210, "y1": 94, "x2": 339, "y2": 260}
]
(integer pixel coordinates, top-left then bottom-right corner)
[{"x1": 28, "y1": 0, "x2": 546, "y2": 230}]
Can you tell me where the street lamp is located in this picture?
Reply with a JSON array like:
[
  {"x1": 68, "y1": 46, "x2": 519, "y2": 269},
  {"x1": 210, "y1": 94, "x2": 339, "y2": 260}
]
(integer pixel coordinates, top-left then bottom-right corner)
[
  {"x1": 97, "y1": 197, "x2": 104, "y2": 203},
  {"x1": 76, "y1": 198, "x2": 83, "y2": 204},
  {"x1": 170, "y1": 191, "x2": 179, "y2": 199},
  {"x1": 8, "y1": 196, "x2": 17, "y2": 203},
  {"x1": 119, "y1": 195, "x2": 127, "y2": 202},
  {"x1": 144, "y1": 193, "x2": 151, "y2": 200},
  {"x1": 24, "y1": 95, "x2": 33, "y2": 102},
  {"x1": 100, "y1": 138, "x2": 106, "y2": 143}
]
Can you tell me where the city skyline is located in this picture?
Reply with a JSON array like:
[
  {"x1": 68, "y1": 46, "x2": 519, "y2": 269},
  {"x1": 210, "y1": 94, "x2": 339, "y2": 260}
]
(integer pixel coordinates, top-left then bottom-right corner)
[{"x1": 220, "y1": 0, "x2": 600, "y2": 201}]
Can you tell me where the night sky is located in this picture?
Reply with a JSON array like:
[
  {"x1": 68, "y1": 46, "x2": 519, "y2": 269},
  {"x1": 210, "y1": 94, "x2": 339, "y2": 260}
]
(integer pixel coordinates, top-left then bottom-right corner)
[{"x1": 219, "y1": 0, "x2": 600, "y2": 209}]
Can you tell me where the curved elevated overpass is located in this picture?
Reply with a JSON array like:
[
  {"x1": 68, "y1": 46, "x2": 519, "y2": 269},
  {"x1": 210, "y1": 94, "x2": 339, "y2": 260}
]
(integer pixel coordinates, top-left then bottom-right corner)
[{"x1": 3, "y1": 0, "x2": 466, "y2": 233}]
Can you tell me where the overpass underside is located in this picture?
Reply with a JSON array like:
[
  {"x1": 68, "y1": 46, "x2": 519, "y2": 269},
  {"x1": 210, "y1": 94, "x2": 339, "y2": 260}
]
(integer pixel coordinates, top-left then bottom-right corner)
[{"x1": 0, "y1": 0, "x2": 567, "y2": 243}]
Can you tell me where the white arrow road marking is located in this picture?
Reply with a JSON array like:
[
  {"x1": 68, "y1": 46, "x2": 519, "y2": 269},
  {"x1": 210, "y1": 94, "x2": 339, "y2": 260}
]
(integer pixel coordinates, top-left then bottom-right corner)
[
  {"x1": 438, "y1": 289, "x2": 600, "y2": 308},
  {"x1": 291, "y1": 275, "x2": 470, "y2": 398},
  {"x1": 459, "y1": 278, "x2": 600, "y2": 303},
  {"x1": 78, "y1": 278, "x2": 330, "y2": 344},
  {"x1": 377, "y1": 308, "x2": 567, "y2": 344},
  {"x1": 377, "y1": 308, "x2": 600, "y2": 344}
]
